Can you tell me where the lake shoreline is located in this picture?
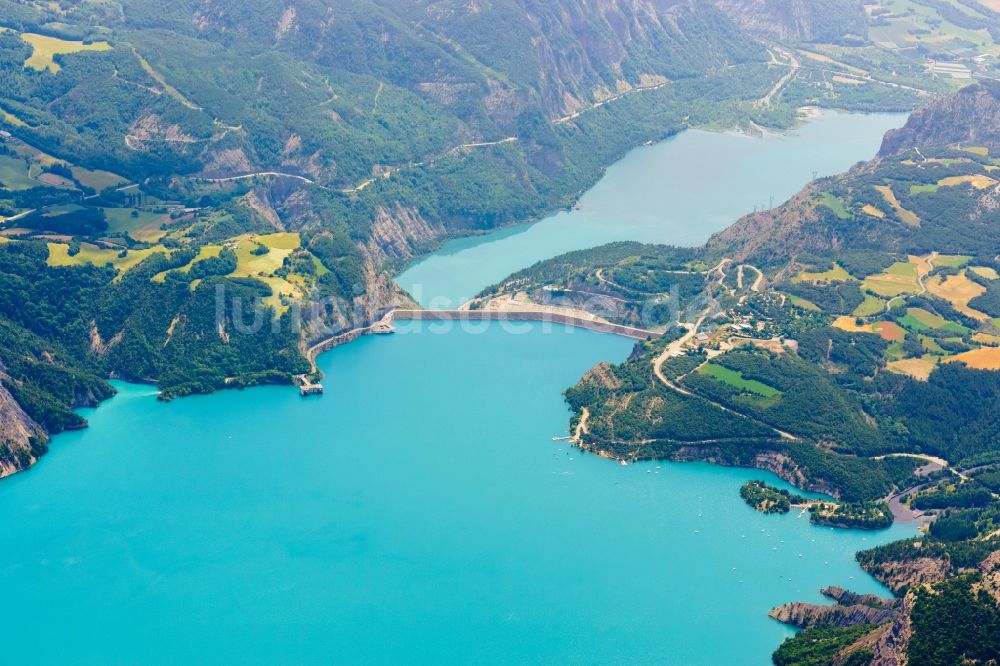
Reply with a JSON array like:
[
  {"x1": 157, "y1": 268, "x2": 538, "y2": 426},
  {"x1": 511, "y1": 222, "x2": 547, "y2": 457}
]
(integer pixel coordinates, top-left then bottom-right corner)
[{"x1": 390, "y1": 106, "x2": 884, "y2": 284}]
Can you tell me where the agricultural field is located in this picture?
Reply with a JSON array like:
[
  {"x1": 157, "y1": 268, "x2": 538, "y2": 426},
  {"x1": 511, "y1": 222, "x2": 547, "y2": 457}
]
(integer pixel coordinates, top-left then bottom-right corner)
[
  {"x1": 898, "y1": 307, "x2": 969, "y2": 334},
  {"x1": 46, "y1": 242, "x2": 169, "y2": 276},
  {"x1": 232, "y1": 232, "x2": 300, "y2": 277},
  {"x1": 832, "y1": 316, "x2": 874, "y2": 334},
  {"x1": 697, "y1": 363, "x2": 781, "y2": 398},
  {"x1": 875, "y1": 185, "x2": 919, "y2": 227},
  {"x1": 103, "y1": 208, "x2": 168, "y2": 242},
  {"x1": 971, "y1": 266, "x2": 1000, "y2": 280},
  {"x1": 0, "y1": 155, "x2": 37, "y2": 190},
  {"x1": 926, "y1": 271, "x2": 989, "y2": 320},
  {"x1": 933, "y1": 255, "x2": 971, "y2": 269},
  {"x1": 948, "y1": 347, "x2": 1000, "y2": 370},
  {"x1": 870, "y1": 0, "x2": 1000, "y2": 56},
  {"x1": 145, "y1": 232, "x2": 313, "y2": 311},
  {"x1": 0, "y1": 108, "x2": 27, "y2": 127},
  {"x1": 861, "y1": 204, "x2": 886, "y2": 218},
  {"x1": 20, "y1": 33, "x2": 112, "y2": 74},
  {"x1": 72, "y1": 166, "x2": 126, "y2": 192},
  {"x1": 874, "y1": 321, "x2": 906, "y2": 342},
  {"x1": 972, "y1": 333, "x2": 1000, "y2": 346},
  {"x1": 938, "y1": 174, "x2": 996, "y2": 189},
  {"x1": 256, "y1": 276, "x2": 305, "y2": 313},
  {"x1": 853, "y1": 294, "x2": 885, "y2": 317},
  {"x1": 887, "y1": 357, "x2": 937, "y2": 381},
  {"x1": 788, "y1": 294, "x2": 821, "y2": 311},
  {"x1": 911, "y1": 175, "x2": 997, "y2": 195},
  {"x1": 832, "y1": 316, "x2": 905, "y2": 341},
  {"x1": 797, "y1": 49, "x2": 868, "y2": 77},
  {"x1": 862, "y1": 259, "x2": 923, "y2": 297},
  {"x1": 818, "y1": 192, "x2": 849, "y2": 220},
  {"x1": 958, "y1": 145, "x2": 990, "y2": 157},
  {"x1": 920, "y1": 336, "x2": 945, "y2": 354},
  {"x1": 1, "y1": 135, "x2": 123, "y2": 194},
  {"x1": 794, "y1": 263, "x2": 852, "y2": 283},
  {"x1": 151, "y1": 245, "x2": 224, "y2": 283},
  {"x1": 231, "y1": 232, "x2": 306, "y2": 313}
]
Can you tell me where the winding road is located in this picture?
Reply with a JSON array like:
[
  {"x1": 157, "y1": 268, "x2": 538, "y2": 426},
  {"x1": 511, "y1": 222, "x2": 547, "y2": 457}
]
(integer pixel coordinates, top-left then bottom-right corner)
[{"x1": 757, "y1": 45, "x2": 800, "y2": 109}]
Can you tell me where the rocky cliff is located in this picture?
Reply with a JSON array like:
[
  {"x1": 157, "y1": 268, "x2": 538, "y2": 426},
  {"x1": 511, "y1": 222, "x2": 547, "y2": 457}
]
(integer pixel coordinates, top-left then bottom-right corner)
[
  {"x1": 769, "y1": 586, "x2": 900, "y2": 629},
  {"x1": 0, "y1": 379, "x2": 46, "y2": 478},
  {"x1": 712, "y1": 0, "x2": 869, "y2": 43},
  {"x1": 880, "y1": 81, "x2": 1000, "y2": 157}
]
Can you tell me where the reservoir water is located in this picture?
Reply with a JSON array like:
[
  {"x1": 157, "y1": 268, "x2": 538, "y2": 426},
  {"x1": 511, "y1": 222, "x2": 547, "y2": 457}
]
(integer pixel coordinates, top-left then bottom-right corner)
[
  {"x1": 1, "y1": 112, "x2": 914, "y2": 664},
  {"x1": 0, "y1": 324, "x2": 913, "y2": 665},
  {"x1": 397, "y1": 111, "x2": 907, "y2": 308}
]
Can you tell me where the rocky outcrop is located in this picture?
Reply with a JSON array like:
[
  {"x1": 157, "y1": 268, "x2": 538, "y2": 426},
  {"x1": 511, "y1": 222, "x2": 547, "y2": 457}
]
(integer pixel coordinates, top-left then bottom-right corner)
[
  {"x1": 199, "y1": 147, "x2": 254, "y2": 178},
  {"x1": 868, "y1": 595, "x2": 914, "y2": 666},
  {"x1": 769, "y1": 587, "x2": 900, "y2": 629},
  {"x1": 0, "y1": 380, "x2": 46, "y2": 478},
  {"x1": 665, "y1": 445, "x2": 842, "y2": 497},
  {"x1": 580, "y1": 363, "x2": 623, "y2": 391},
  {"x1": 365, "y1": 205, "x2": 443, "y2": 265},
  {"x1": 89, "y1": 321, "x2": 123, "y2": 356},
  {"x1": 713, "y1": 0, "x2": 868, "y2": 43},
  {"x1": 126, "y1": 114, "x2": 200, "y2": 152},
  {"x1": 880, "y1": 82, "x2": 1000, "y2": 157},
  {"x1": 975, "y1": 550, "x2": 1000, "y2": 604},
  {"x1": 862, "y1": 555, "x2": 952, "y2": 596}
]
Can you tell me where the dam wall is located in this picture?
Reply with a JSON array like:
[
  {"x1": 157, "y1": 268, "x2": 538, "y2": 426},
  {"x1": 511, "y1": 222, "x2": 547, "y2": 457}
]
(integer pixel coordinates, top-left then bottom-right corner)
[{"x1": 390, "y1": 310, "x2": 655, "y2": 340}]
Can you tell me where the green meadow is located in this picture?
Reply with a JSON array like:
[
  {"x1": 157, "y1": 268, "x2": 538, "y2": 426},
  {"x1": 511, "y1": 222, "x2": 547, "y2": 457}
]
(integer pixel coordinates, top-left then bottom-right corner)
[{"x1": 698, "y1": 363, "x2": 782, "y2": 398}]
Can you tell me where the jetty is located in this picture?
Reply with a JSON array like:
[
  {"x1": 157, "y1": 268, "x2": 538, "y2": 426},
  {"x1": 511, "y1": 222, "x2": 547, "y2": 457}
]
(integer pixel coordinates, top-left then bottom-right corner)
[{"x1": 294, "y1": 375, "x2": 324, "y2": 397}]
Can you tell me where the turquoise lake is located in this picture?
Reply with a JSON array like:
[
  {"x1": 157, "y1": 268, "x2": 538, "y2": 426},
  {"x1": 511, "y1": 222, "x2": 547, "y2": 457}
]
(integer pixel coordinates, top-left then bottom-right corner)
[
  {"x1": 0, "y1": 112, "x2": 915, "y2": 664},
  {"x1": 397, "y1": 111, "x2": 907, "y2": 308},
  {"x1": 0, "y1": 324, "x2": 913, "y2": 665}
]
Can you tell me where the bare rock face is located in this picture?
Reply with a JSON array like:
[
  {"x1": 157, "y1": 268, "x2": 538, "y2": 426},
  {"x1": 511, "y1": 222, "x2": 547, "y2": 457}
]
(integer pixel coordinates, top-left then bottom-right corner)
[
  {"x1": 0, "y1": 381, "x2": 46, "y2": 478},
  {"x1": 822, "y1": 586, "x2": 895, "y2": 607},
  {"x1": 769, "y1": 586, "x2": 900, "y2": 629},
  {"x1": 712, "y1": 0, "x2": 868, "y2": 43},
  {"x1": 768, "y1": 601, "x2": 897, "y2": 628},
  {"x1": 365, "y1": 205, "x2": 443, "y2": 265},
  {"x1": 868, "y1": 594, "x2": 914, "y2": 666},
  {"x1": 880, "y1": 82, "x2": 1000, "y2": 158},
  {"x1": 975, "y1": 551, "x2": 1000, "y2": 605},
  {"x1": 861, "y1": 555, "x2": 952, "y2": 596}
]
